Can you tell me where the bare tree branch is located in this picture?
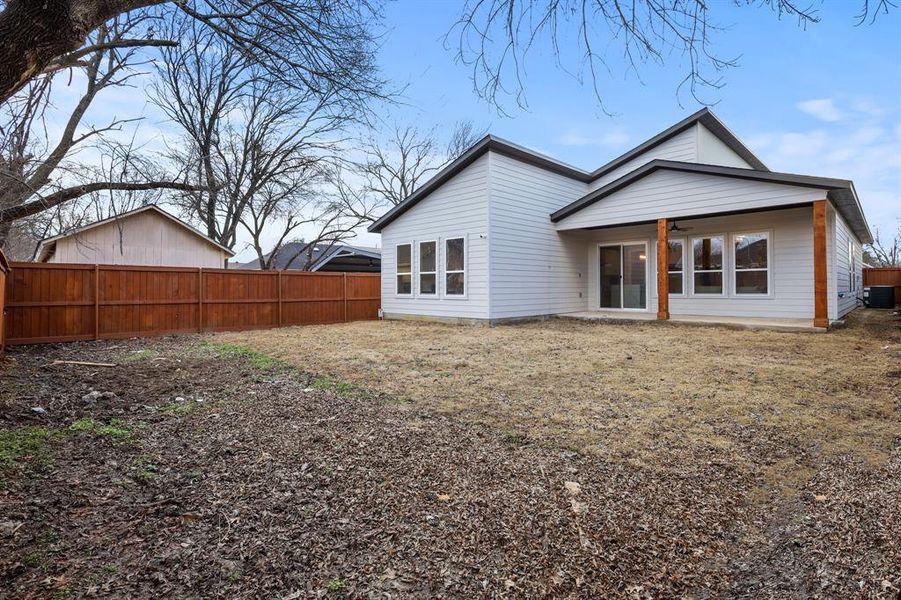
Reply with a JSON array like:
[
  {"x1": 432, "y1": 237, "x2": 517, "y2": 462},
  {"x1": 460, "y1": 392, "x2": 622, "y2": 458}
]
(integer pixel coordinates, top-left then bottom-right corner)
[{"x1": 449, "y1": 0, "x2": 895, "y2": 111}]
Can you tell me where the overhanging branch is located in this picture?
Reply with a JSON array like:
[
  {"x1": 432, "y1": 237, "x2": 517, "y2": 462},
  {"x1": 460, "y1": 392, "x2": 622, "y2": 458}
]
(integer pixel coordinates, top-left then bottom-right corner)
[{"x1": 0, "y1": 181, "x2": 203, "y2": 222}]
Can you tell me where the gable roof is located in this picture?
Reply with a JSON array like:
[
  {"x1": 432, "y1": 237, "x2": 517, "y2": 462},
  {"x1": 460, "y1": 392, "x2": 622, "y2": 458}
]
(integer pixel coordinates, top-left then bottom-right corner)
[
  {"x1": 35, "y1": 205, "x2": 235, "y2": 262},
  {"x1": 368, "y1": 108, "x2": 767, "y2": 233},
  {"x1": 368, "y1": 135, "x2": 592, "y2": 233},
  {"x1": 550, "y1": 159, "x2": 873, "y2": 243},
  {"x1": 309, "y1": 244, "x2": 381, "y2": 271},
  {"x1": 588, "y1": 108, "x2": 768, "y2": 178},
  {"x1": 238, "y1": 241, "x2": 380, "y2": 270}
]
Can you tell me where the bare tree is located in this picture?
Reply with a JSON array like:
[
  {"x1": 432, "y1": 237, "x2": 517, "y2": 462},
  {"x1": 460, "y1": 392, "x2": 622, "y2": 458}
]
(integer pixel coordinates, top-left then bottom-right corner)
[
  {"x1": 0, "y1": 0, "x2": 386, "y2": 106},
  {"x1": 153, "y1": 22, "x2": 379, "y2": 265},
  {"x1": 0, "y1": 13, "x2": 195, "y2": 245},
  {"x1": 359, "y1": 120, "x2": 485, "y2": 211},
  {"x1": 450, "y1": 0, "x2": 897, "y2": 111},
  {"x1": 865, "y1": 220, "x2": 901, "y2": 267}
]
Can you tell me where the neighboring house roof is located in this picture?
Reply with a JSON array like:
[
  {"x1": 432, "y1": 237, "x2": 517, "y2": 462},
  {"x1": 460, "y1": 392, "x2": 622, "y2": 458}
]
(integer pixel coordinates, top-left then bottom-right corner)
[
  {"x1": 368, "y1": 108, "x2": 766, "y2": 233},
  {"x1": 238, "y1": 241, "x2": 381, "y2": 271},
  {"x1": 550, "y1": 160, "x2": 872, "y2": 244},
  {"x1": 34, "y1": 205, "x2": 235, "y2": 262}
]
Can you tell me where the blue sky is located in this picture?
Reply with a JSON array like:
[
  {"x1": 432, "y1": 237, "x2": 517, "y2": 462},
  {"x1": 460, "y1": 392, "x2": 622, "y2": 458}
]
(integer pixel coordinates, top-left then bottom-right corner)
[
  {"x1": 359, "y1": 1, "x2": 899, "y2": 248},
  {"x1": 48, "y1": 1, "x2": 901, "y2": 260}
]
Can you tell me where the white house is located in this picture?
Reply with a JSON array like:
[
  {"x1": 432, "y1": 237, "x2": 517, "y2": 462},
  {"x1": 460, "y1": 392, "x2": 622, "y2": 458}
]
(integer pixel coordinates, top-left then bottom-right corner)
[
  {"x1": 369, "y1": 109, "x2": 871, "y2": 330},
  {"x1": 35, "y1": 205, "x2": 234, "y2": 268}
]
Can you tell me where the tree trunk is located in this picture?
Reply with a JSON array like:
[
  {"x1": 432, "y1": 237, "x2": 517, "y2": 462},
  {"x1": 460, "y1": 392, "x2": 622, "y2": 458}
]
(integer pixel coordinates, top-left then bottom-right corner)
[{"x1": 0, "y1": 0, "x2": 167, "y2": 104}]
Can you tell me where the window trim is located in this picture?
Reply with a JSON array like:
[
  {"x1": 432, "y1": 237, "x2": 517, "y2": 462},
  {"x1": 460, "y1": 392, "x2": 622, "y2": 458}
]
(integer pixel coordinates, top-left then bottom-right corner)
[
  {"x1": 395, "y1": 242, "x2": 413, "y2": 297},
  {"x1": 417, "y1": 239, "x2": 438, "y2": 297},
  {"x1": 690, "y1": 234, "x2": 726, "y2": 297},
  {"x1": 732, "y1": 230, "x2": 772, "y2": 297},
  {"x1": 442, "y1": 235, "x2": 467, "y2": 299},
  {"x1": 666, "y1": 237, "x2": 686, "y2": 297},
  {"x1": 848, "y1": 239, "x2": 857, "y2": 293}
]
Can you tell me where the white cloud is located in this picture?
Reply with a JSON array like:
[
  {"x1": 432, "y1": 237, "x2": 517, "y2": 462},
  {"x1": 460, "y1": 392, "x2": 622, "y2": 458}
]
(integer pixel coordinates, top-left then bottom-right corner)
[
  {"x1": 797, "y1": 98, "x2": 844, "y2": 122},
  {"x1": 750, "y1": 106, "x2": 901, "y2": 236}
]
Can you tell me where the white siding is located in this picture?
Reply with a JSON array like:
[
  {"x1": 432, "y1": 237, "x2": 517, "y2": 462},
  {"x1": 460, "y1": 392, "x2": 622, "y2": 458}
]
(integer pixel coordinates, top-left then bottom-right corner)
[
  {"x1": 556, "y1": 169, "x2": 828, "y2": 230},
  {"x1": 379, "y1": 154, "x2": 490, "y2": 320},
  {"x1": 488, "y1": 152, "x2": 590, "y2": 319},
  {"x1": 833, "y1": 204, "x2": 863, "y2": 318},
  {"x1": 579, "y1": 207, "x2": 817, "y2": 320},
  {"x1": 588, "y1": 125, "x2": 698, "y2": 191},
  {"x1": 697, "y1": 124, "x2": 754, "y2": 168},
  {"x1": 49, "y1": 210, "x2": 227, "y2": 267}
]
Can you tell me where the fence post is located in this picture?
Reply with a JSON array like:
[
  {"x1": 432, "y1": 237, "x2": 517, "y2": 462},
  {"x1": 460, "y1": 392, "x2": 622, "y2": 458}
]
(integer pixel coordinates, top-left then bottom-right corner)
[
  {"x1": 343, "y1": 272, "x2": 348, "y2": 322},
  {"x1": 277, "y1": 270, "x2": 283, "y2": 327},
  {"x1": 198, "y1": 268, "x2": 203, "y2": 333},
  {"x1": 93, "y1": 264, "x2": 100, "y2": 340}
]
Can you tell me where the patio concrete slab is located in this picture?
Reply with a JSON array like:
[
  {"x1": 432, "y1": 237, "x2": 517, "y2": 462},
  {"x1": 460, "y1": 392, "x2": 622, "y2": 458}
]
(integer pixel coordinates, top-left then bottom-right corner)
[{"x1": 556, "y1": 311, "x2": 825, "y2": 332}]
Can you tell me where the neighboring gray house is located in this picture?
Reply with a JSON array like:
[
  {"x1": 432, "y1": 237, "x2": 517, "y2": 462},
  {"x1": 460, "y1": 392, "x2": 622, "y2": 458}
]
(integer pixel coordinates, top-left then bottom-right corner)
[
  {"x1": 369, "y1": 109, "x2": 870, "y2": 329},
  {"x1": 239, "y1": 241, "x2": 381, "y2": 272}
]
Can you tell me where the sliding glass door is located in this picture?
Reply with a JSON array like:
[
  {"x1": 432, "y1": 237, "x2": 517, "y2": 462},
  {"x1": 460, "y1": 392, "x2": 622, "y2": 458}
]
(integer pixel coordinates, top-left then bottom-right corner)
[{"x1": 599, "y1": 243, "x2": 647, "y2": 310}]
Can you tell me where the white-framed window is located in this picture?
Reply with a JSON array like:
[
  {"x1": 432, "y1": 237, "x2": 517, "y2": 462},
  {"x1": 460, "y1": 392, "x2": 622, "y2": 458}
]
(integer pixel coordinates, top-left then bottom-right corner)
[
  {"x1": 849, "y1": 239, "x2": 857, "y2": 292},
  {"x1": 444, "y1": 236, "x2": 466, "y2": 296},
  {"x1": 667, "y1": 239, "x2": 685, "y2": 295},
  {"x1": 418, "y1": 240, "x2": 437, "y2": 295},
  {"x1": 733, "y1": 232, "x2": 769, "y2": 295},
  {"x1": 396, "y1": 243, "x2": 412, "y2": 296},
  {"x1": 691, "y1": 235, "x2": 724, "y2": 295}
]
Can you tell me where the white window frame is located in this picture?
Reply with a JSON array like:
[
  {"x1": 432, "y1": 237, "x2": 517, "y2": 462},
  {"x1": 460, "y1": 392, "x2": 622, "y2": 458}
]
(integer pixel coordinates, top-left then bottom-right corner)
[
  {"x1": 417, "y1": 239, "x2": 437, "y2": 297},
  {"x1": 666, "y1": 237, "x2": 686, "y2": 297},
  {"x1": 443, "y1": 235, "x2": 467, "y2": 299},
  {"x1": 732, "y1": 231, "x2": 772, "y2": 297},
  {"x1": 848, "y1": 239, "x2": 857, "y2": 293},
  {"x1": 395, "y1": 242, "x2": 413, "y2": 297},
  {"x1": 690, "y1": 234, "x2": 726, "y2": 297}
]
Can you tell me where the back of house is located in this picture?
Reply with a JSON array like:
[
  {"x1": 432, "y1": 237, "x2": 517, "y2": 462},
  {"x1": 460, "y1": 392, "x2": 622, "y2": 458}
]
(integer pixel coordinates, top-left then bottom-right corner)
[{"x1": 369, "y1": 109, "x2": 871, "y2": 329}]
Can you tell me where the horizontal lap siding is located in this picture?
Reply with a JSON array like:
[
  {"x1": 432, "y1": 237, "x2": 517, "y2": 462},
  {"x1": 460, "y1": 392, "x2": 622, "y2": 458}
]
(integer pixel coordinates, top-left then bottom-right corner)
[
  {"x1": 380, "y1": 154, "x2": 490, "y2": 319},
  {"x1": 696, "y1": 124, "x2": 754, "y2": 168},
  {"x1": 557, "y1": 169, "x2": 827, "y2": 230},
  {"x1": 583, "y1": 207, "x2": 817, "y2": 319},
  {"x1": 489, "y1": 153, "x2": 589, "y2": 319},
  {"x1": 587, "y1": 126, "x2": 698, "y2": 192},
  {"x1": 833, "y1": 207, "x2": 862, "y2": 318},
  {"x1": 3, "y1": 264, "x2": 379, "y2": 344}
]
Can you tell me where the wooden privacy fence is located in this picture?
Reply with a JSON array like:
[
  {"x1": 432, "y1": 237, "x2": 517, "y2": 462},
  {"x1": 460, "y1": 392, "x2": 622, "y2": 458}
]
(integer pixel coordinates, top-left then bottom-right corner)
[
  {"x1": 863, "y1": 267, "x2": 901, "y2": 306},
  {"x1": 0, "y1": 250, "x2": 9, "y2": 351},
  {"x1": 3, "y1": 262, "x2": 380, "y2": 346}
]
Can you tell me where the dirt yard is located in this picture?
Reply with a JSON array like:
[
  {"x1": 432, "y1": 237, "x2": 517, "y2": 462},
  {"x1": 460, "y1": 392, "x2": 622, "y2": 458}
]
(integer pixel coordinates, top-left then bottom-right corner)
[
  {"x1": 224, "y1": 311, "x2": 900, "y2": 478},
  {"x1": 0, "y1": 311, "x2": 898, "y2": 598}
]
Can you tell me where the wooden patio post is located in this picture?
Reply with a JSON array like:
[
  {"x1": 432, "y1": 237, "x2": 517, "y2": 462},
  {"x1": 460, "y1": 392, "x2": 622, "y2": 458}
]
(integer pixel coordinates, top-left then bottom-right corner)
[
  {"x1": 656, "y1": 218, "x2": 669, "y2": 320},
  {"x1": 813, "y1": 200, "x2": 828, "y2": 328}
]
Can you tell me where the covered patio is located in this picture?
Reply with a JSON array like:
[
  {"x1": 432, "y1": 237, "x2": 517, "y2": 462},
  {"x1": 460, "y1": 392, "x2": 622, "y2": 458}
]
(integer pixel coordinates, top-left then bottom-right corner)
[{"x1": 547, "y1": 160, "x2": 868, "y2": 329}]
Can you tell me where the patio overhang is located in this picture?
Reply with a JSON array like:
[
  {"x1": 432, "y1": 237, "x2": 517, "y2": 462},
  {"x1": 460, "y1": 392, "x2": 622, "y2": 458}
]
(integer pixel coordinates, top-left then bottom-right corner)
[{"x1": 550, "y1": 160, "x2": 872, "y2": 245}]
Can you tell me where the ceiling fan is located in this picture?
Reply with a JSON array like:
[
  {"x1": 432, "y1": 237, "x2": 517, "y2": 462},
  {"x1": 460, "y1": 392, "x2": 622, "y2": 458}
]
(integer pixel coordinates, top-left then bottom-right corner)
[{"x1": 669, "y1": 220, "x2": 693, "y2": 232}]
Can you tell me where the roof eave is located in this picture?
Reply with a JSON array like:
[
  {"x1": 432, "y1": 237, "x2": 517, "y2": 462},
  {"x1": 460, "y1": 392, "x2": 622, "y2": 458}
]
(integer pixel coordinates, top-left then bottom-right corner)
[
  {"x1": 551, "y1": 161, "x2": 865, "y2": 233},
  {"x1": 368, "y1": 135, "x2": 592, "y2": 233}
]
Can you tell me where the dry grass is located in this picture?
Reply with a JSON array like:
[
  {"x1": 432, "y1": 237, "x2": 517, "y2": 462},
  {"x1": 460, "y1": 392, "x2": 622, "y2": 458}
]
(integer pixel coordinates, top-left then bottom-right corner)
[{"x1": 220, "y1": 311, "x2": 901, "y2": 487}]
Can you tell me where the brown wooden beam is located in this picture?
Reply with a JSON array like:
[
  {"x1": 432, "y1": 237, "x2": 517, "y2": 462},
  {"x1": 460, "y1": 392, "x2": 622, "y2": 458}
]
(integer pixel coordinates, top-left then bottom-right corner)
[
  {"x1": 813, "y1": 200, "x2": 828, "y2": 328},
  {"x1": 657, "y1": 218, "x2": 669, "y2": 320}
]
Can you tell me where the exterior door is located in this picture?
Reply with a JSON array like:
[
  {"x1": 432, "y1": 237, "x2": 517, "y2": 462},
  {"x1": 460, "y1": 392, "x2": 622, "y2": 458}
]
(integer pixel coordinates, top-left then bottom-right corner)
[{"x1": 599, "y1": 243, "x2": 647, "y2": 310}]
